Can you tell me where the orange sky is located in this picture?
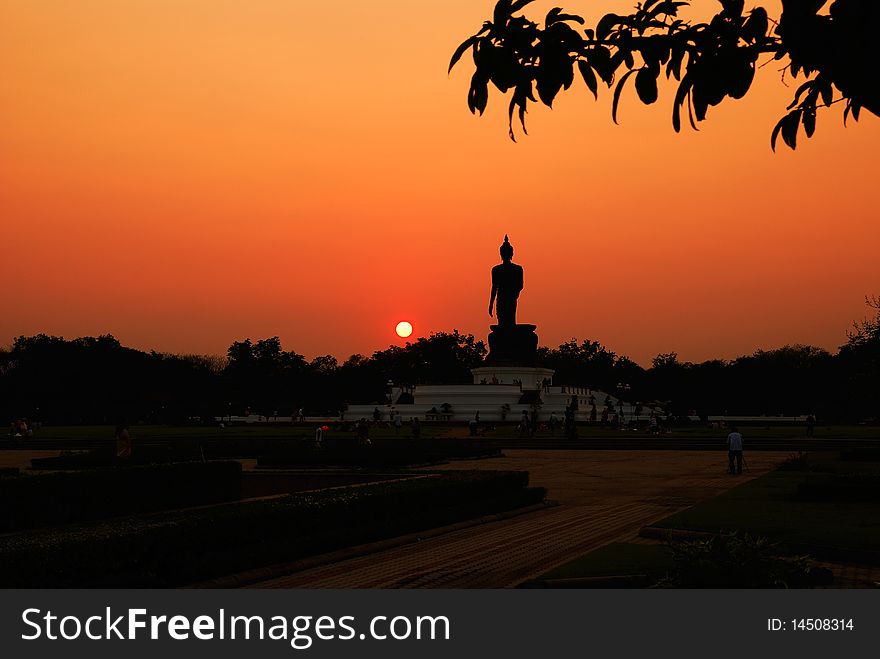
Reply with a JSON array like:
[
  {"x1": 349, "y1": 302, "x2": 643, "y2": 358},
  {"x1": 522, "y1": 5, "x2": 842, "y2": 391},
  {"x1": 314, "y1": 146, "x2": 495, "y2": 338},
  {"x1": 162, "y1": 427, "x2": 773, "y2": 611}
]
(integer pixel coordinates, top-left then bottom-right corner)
[{"x1": 2, "y1": 0, "x2": 878, "y2": 366}]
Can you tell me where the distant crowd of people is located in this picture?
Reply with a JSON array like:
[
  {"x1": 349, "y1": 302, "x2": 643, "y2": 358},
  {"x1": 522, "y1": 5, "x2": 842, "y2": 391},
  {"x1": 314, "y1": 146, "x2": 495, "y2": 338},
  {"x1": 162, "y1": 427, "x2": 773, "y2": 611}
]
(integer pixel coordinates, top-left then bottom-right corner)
[{"x1": 8, "y1": 418, "x2": 34, "y2": 440}]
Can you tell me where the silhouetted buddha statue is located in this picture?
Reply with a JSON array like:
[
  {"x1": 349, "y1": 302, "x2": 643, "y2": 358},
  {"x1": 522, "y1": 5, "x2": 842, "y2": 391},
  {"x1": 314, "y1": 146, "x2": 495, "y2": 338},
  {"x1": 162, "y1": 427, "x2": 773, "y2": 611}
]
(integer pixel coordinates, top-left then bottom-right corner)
[
  {"x1": 488, "y1": 235, "x2": 523, "y2": 327},
  {"x1": 484, "y1": 235, "x2": 538, "y2": 365}
]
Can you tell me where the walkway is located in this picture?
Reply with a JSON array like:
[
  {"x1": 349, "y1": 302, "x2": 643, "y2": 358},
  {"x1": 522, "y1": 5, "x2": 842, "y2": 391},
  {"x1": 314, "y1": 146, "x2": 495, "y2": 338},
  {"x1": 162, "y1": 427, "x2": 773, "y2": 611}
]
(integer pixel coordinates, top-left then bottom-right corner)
[{"x1": 254, "y1": 450, "x2": 787, "y2": 588}]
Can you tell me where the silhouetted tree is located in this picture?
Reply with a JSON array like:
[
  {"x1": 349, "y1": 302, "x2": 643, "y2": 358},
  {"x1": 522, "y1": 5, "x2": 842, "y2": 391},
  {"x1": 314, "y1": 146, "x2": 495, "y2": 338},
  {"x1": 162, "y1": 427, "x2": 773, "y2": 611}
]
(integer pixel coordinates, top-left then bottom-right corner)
[
  {"x1": 2, "y1": 308, "x2": 878, "y2": 424},
  {"x1": 837, "y1": 296, "x2": 880, "y2": 420},
  {"x1": 369, "y1": 331, "x2": 488, "y2": 388},
  {"x1": 223, "y1": 337, "x2": 309, "y2": 417},
  {"x1": 537, "y1": 338, "x2": 643, "y2": 392},
  {"x1": 0, "y1": 334, "x2": 220, "y2": 424},
  {"x1": 451, "y1": 0, "x2": 877, "y2": 148}
]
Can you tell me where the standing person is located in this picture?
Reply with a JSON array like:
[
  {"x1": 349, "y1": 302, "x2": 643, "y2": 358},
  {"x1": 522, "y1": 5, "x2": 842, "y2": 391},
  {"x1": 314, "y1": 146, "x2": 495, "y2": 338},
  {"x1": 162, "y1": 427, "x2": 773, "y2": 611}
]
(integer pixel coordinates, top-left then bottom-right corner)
[
  {"x1": 394, "y1": 412, "x2": 403, "y2": 436},
  {"x1": 564, "y1": 407, "x2": 577, "y2": 440},
  {"x1": 727, "y1": 425, "x2": 744, "y2": 475},
  {"x1": 372, "y1": 407, "x2": 381, "y2": 424},
  {"x1": 358, "y1": 418, "x2": 371, "y2": 445},
  {"x1": 549, "y1": 411, "x2": 558, "y2": 435},
  {"x1": 115, "y1": 423, "x2": 132, "y2": 460},
  {"x1": 806, "y1": 414, "x2": 815, "y2": 438},
  {"x1": 297, "y1": 407, "x2": 305, "y2": 423},
  {"x1": 411, "y1": 416, "x2": 421, "y2": 439}
]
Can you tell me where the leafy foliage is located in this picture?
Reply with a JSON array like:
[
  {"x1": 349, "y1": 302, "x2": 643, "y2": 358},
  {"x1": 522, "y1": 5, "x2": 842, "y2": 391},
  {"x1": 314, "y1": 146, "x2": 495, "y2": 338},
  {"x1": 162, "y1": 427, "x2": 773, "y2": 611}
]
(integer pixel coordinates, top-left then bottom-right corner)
[
  {"x1": 450, "y1": 0, "x2": 878, "y2": 148},
  {"x1": 655, "y1": 532, "x2": 825, "y2": 588}
]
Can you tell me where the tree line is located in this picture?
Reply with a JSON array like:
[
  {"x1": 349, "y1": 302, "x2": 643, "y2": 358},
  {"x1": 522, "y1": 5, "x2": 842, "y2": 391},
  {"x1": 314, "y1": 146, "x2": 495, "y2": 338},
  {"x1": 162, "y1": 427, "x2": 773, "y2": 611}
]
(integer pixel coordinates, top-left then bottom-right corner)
[{"x1": 1, "y1": 299, "x2": 877, "y2": 424}]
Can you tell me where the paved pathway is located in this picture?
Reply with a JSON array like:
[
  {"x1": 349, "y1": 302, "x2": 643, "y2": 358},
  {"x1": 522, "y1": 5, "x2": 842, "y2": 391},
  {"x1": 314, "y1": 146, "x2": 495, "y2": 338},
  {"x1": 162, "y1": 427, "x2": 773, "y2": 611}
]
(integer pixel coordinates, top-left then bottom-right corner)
[{"x1": 255, "y1": 450, "x2": 788, "y2": 588}]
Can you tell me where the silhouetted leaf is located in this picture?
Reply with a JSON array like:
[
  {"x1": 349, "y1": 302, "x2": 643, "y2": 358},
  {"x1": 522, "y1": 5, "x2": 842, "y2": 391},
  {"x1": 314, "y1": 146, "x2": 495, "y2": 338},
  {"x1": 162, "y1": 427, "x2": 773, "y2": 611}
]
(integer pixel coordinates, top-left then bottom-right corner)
[
  {"x1": 720, "y1": 0, "x2": 745, "y2": 19},
  {"x1": 672, "y1": 73, "x2": 692, "y2": 132},
  {"x1": 547, "y1": 21, "x2": 585, "y2": 52},
  {"x1": 652, "y1": 2, "x2": 688, "y2": 18},
  {"x1": 560, "y1": 14, "x2": 584, "y2": 24},
  {"x1": 589, "y1": 46, "x2": 614, "y2": 85},
  {"x1": 577, "y1": 60, "x2": 598, "y2": 99},
  {"x1": 596, "y1": 14, "x2": 620, "y2": 41},
  {"x1": 686, "y1": 86, "x2": 698, "y2": 129},
  {"x1": 742, "y1": 7, "x2": 769, "y2": 42},
  {"x1": 820, "y1": 81, "x2": 833, "y2": 107},
  {"x1": 507, "y1": 96, "x2": 519, "y2": 142},
  {"x1": 468, "y1": 72, "x2": 490, "y2": 115},
  {"x1": 494, "y1": 0, "x2": 513, "y2": 27},
  {"x1": 781, "y1": 110, "x2": 800, "y2": 149},
  {"x1": 510, "y1": 0, "x2": 537, "y2": 14},
  {"x1": 771, "y1": 116, "x2": 784, "y2": 151},
  {"x1": 537, "y1": 59, "x2": 565, "y2": 107},
  {"x1": 692, "y1": 83, "x2": 709, "y2": 121},
  {"x1": 667, "y1": 46, "x2": 685, "y2": 81},
  {"x1": 635, "y1": 67, "x2": 659, "y2": 104},
  {"x1": 787, "y1": 81, "x2": 810, "y2": 110},
  {"x1": 803, "y1": 109, "x2": 816, "y2": 137},
  {"x1": 612, "y1": 69, "x2": 637, "y2": 123},
  {"x1": 727, "y1": 60, "x2": 755, "y2": 99},
  {"x1": 449, "y1": 36, "x2": 478, "y2": 73}
]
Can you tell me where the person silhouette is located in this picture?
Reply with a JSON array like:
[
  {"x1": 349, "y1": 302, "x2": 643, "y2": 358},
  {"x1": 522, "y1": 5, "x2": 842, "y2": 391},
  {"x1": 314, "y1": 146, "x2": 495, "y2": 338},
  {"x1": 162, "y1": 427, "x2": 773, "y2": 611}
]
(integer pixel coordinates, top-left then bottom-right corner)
[{"x1": 488, "y1": 235, "x2": 524, "y2": 327}]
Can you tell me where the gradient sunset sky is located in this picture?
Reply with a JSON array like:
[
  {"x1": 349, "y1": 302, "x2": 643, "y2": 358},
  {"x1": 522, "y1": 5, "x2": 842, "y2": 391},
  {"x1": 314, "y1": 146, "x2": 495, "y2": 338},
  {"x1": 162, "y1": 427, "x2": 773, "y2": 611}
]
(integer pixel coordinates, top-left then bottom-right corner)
[{"x1": 2, "y1": 0, "x2": 878, "y2": 366}]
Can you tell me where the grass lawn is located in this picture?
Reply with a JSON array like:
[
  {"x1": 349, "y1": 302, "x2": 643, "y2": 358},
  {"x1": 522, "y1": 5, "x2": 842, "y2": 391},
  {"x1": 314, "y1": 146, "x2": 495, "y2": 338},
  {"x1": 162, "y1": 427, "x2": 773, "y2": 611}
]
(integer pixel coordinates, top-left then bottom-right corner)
[
  {"x1": 13, "y1": 424, "x2": 880, "y2": 444},
  {"x1": 18, "y1": 424, "x2": 453, "y2": 442},
  {"x1": 653, "y1": 457, "x2": 880, "y2": 554},
  {"x1": 541, "y1": 543, "x2": 673, "y2": 581},
  {"x1": 481, "y1": 424, "x2": 880, "y2": 440},
  {"x1": 537, "y1": 453, "x2": 880, "y2": 583}
]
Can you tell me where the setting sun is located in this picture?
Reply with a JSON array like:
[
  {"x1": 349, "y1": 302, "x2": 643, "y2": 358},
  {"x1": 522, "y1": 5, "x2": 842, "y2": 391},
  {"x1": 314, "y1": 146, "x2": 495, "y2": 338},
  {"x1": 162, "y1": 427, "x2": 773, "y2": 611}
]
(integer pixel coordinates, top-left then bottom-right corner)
[{"x1": 396, "y1": 321, "x2": 413, "y2": 338}]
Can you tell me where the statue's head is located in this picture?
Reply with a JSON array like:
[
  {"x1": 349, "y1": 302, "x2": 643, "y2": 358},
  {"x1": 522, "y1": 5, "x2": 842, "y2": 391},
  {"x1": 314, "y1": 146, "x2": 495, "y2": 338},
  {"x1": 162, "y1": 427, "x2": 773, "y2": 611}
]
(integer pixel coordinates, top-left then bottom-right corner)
[{"x1": 499, "y1": 234, "x2": 514, "y2": 261}]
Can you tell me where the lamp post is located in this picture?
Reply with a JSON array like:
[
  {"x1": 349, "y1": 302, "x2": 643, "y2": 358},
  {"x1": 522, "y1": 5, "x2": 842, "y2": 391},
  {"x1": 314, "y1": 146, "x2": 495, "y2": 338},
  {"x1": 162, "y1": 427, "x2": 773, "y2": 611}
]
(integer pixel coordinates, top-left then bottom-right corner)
[
  {"x1": 387, "y1": 380, "x2": 394, "y2": 421},
  {"x1": 617, "y1": 383, "x2": 631, "y2": 424}
]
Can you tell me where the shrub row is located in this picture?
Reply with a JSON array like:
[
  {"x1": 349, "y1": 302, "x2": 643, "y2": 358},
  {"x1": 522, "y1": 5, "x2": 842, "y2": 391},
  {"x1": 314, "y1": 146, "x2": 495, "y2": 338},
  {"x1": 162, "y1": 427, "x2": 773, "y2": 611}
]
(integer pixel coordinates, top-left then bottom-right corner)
[
  {"x1": 0, "y1": 470, "x2": 543, "y2": 587},
  {"x1": 30, "y1": 439, "x2": 502, "y2": 470},
  {"x1": 31, "y1": 445, "x2": 211, "y2": 469},
  {"x1": 0, "y1": 461, "x2": 242, "y2": 532},
  {"x1": 257, "y1": 440, "x2": 502, "y2": 468},
  {"x1": 655, "y1": 533, "x2": 833, "y2": 588}
]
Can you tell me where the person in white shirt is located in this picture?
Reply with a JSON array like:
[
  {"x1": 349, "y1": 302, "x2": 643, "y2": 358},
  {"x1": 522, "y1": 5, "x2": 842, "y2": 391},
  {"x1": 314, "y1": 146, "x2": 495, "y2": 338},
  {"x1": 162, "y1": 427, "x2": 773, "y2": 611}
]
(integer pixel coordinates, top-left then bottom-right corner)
[{"x1": 727, "y1": 426, "x2": 744, "y2": 475}]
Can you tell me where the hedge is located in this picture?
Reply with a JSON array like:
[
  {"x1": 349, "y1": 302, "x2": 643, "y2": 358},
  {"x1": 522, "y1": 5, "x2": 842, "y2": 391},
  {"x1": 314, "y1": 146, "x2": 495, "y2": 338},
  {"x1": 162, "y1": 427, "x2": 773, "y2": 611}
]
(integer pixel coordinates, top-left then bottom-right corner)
[
  {"x1": 0, "y1": 461, "x2": 242, "y2": 532},
  {"x1": 257, "y1": 440, "x2": 502, "y2": 468},
  {"x1": 0, "y1": 470, "x2": 543, "y2": 587},
  {"x1": 30, "y1": 440, "x2": 502, "y2": 470}
]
